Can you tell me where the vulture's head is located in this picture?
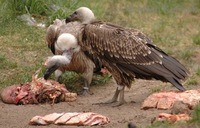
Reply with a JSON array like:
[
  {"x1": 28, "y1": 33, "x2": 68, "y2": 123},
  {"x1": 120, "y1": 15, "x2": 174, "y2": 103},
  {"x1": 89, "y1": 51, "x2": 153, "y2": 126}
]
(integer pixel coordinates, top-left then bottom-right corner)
[
  {"x1": 66, "y1": 7, "x2": 95, "y2": 24},
  {"x1": 44, "y1": 33, "x2": 80, "y2": 80}
]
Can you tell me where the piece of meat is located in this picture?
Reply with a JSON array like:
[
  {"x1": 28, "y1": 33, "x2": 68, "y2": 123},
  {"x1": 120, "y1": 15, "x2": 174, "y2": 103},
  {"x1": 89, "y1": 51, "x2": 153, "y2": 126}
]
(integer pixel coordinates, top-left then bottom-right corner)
[
  {"x1": 84, "y1": 114, "x2": 110, "y2": 126},
  {"x1": 29, "y1": 116, "x2": 48, "y2": 125},
  {"x1": 15, "y1": 84, "x2": 30, "y2": 103},
  {"x1": 141, "y1": 94, "x2": 159, "y2": 110},
  {"x1": 0, "y1": 85, "x2": 19, "y2": 104},
  {"x1": 18, "y1": 91, "x2": 38, "y2": 104},
  {"x1": 66, "y1": 112, "x2": 94, "y2": 125},
  {"x1": 54, "y1": 112, "x2": 80, "y2": 124},
  {"x1": 65, "y1": 93, "x2": 77, "y2": 102},
  {"x1": 155, "y1": 113, "x2": 191, "y2": 124},
  {"x1": 156, "y1": 96, "x2": 176, "y2": 109},
  {"x1": 42, "y1": 113, "x2": 64, "y2": 123},
  {"x1": 29, "y1": 112, "x2": 110, "y2": 126},
  {"x1": 142, "y1": 89, "x2": 200, "y2": 110},
  {"x1": 100, "y1": 67, "x2": 110, "y2": 76}
]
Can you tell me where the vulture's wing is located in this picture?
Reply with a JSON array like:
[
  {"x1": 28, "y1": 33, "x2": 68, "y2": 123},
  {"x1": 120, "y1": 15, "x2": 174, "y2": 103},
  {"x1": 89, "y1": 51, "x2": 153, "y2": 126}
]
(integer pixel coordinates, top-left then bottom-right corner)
[
  {"x1": 46, "y1": 24, "x2": 60, "y2": 54},
  {"x1": 81, "y1": 21, "x2": 189, "y2": 90},
  {"x1": 82, "y1": 22, "x2": 163, "y2": 64}
]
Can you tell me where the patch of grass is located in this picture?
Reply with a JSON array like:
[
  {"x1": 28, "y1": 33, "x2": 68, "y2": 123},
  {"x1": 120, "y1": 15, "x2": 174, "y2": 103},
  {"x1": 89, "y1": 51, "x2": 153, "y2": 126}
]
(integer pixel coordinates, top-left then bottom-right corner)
[
  {"x1": 178, "y1": 49, "x2": 195, "y2": 61},
  {"x1": 188, "y1": 105, "x2": 200, "y2": 126},
  {"x1": 146, "y1": 0, "x2": 186, "y2": 15},
  {"x1": 196, "y1": 67, "x2": 200, "y2": 76},
  {"x1": 0, "y1": 54, "x2": 17, "y2": 70},
  {"x1": 186, "y1": 78, "x2": 198, "y2": 85},
  {"x1": 13, "y1": 0, "x2": 50, "y2": 15},
  {"x1": 92, "y1": 74, "x2": 112, "y2": 85},
  {"x1": 150, "y1": 85, "x2": 163, "y2": 93},
  {"x1": 60, "y1": 72, "x2": 81, "y2": 92},
  {"x1": 193, "y1": 33, "x2": 200, "y2": 45},
  {"x1": 148, "y1": 118, "x2": 187, "y2": 128}
]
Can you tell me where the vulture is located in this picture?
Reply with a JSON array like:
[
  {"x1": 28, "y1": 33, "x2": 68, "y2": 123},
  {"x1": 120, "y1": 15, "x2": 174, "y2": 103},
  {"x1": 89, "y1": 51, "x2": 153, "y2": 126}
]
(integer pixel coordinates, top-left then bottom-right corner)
[
  {"x1": 45, "y1": 7, "x2": 189, "y2": 106},
  {"x1": 44, "y1": 19, "x2": 101, "y2": 95}
]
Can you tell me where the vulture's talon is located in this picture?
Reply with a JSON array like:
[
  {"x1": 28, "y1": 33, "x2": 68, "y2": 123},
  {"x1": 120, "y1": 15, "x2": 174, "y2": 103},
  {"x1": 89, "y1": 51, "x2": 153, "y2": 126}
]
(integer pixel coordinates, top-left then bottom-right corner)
[
  {"x1": 103, "y1": 99, "x2": 118, "y2": 104},
  {"x1": 78, "y1": 88, "x2": 93, "y2": 96},
  {"x1": 92, "y1": 99, "x2": 118, "y2": 106},
  {"x1": 93, "y1": 98, "x2": 126, "y2": 107},
  {"x1": 111, "y1": 101, "x2": 126, "y2": 107}
]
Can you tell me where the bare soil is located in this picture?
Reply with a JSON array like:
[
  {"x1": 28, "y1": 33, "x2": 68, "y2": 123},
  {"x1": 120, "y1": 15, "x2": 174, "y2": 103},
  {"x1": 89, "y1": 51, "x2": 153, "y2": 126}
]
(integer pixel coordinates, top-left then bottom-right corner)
[{"x1": 1, "y1": 78, "x2": 191, "y2": 128}]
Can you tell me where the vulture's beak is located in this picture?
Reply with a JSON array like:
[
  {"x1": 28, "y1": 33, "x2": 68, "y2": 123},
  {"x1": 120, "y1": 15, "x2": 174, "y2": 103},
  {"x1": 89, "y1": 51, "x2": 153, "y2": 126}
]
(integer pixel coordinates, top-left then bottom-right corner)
[
  {"x1": 43, "y1": 48, "x2": 74, "y2": 80},
  {"x1": 65, "y1": 13, "x2": 77, "y2": 23},
  {"x1": 44, "y1": 65, "x2": 59, "y2": 80}
]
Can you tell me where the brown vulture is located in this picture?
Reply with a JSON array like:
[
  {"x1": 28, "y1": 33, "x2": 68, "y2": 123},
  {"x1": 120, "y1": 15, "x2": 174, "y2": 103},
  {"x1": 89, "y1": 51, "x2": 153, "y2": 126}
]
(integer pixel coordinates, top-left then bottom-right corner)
[
  {"x1": 44, "y1": 19, "x2": 101, "y2": 95},
  {"x1": 45, "y1": 7, "x2": 189, "y2": 106}
]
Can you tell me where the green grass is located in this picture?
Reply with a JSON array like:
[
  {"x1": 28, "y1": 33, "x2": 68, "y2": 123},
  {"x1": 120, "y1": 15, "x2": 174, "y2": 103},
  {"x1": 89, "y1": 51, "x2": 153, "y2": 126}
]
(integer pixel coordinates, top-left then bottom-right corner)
[
  {"x1": 0, "y1": 0, "x2": 200, "y2": 127},
  {"x1": 193, "y1": 33, "x2": 200, "y2": 45},
  {"x1": 150, "y1": 85, "x2": 163, "y2": 93},
  {"x1": 188, "y1": 105, "x2": 200, "y2": 126},
  {"x1": 186, "y1": 78, "x2": 198, "y2": 86},
  {"x1": 197, "y1": 67, "x2": 200, "y2": 76}
]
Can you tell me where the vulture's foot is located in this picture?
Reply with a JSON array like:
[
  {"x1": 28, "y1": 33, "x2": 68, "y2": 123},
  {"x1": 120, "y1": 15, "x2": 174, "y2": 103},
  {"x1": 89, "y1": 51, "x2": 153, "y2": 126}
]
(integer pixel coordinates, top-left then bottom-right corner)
[
  {"x1": 92, "y1": 99, "x2": 117, "y2": 106},
  {"x1": 92, "y1": 98, "x2": 125, "y2": 107},
  {"x1": 93, "y1": 86, "x2": 125, "y2": 106},
  {"x1": 78, "y1": 87, "x2": 93, "y2": 95},
  {"x1": 102, "y1": 98, "x2": 118, "y2": 104},
  {"x1": 111, "y1": 100, "x2": 126, "y2": 107},
  {"x1": 92, "y1": 93, "x2": 118, "y2": 105}
]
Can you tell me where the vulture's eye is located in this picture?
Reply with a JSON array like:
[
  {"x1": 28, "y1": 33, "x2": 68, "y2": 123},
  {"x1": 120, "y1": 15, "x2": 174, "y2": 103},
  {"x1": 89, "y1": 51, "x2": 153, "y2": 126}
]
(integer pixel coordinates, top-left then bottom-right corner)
[{"x1": 74, "y1": 11, "x2": 77, "y2": 15}]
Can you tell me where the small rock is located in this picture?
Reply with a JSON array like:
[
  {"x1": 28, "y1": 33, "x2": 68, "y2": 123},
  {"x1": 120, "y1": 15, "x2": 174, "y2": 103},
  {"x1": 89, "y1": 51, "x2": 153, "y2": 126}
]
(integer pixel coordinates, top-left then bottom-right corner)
[
  {"x1": 128, "y1": 122, "x2": 137, "y2": 128},
  {"x1": 171, "y1": 101, "x2": 191, "y2": 114}
]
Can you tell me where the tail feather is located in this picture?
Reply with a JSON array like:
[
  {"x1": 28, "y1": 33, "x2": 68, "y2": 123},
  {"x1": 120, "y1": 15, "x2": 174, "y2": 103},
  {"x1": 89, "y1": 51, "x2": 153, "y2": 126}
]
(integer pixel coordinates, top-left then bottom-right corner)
[
  {"x1": 163, "y1": 55, "x2": 189, "y2": 80},
  {"x1": 120, "y1": 52, "x2": 189, "y2": 91},
  {"x1": 165, "y1": 77, "x2": 186, "y2": 91}
]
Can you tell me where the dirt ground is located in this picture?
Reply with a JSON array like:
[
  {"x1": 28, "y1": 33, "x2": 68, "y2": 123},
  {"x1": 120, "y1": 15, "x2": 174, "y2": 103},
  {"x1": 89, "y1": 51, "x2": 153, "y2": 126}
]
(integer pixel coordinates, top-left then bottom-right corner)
[{"x1": 1, "y1": 78, "x2": 190, "y2": 128}]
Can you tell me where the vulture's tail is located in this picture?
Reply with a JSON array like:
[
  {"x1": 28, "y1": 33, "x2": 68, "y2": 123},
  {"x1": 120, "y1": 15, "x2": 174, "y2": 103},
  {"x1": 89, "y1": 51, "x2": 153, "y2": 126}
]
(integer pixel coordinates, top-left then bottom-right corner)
[
  {"x1": 165, "y1": 77, "x2": 186, "y2": 91},
  {"x1": 125, "y1": 44, "x2": 190, "y2": 91},
  {"x1": 155, "y1": 46, "x2": 189, "y2": 91},
  {"x1": 161, "y1": 56, "x2": 189, "y2": 91}
]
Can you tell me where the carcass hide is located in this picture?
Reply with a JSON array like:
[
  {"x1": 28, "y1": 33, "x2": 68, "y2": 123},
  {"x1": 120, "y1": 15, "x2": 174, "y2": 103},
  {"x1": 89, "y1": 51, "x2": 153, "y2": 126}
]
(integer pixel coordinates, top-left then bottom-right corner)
[{"x1": 0, "y1": 69, "x2": 77, "y2": 105}]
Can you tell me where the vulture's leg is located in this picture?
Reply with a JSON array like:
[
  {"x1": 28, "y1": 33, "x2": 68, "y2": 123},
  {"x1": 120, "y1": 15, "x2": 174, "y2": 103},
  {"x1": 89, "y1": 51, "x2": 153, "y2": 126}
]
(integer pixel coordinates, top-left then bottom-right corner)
[
  {"x1": 94, "y1": 86, "x2": 125, "y2": 106},
  {"x1": 79, "y1": 78, "x2": 94, "y2": 95},
  {"x1": 79, "y1": 71, "x2": 94, "y2": 95},
  {"x1": 55, "y1": 69, "x2": 63, "y2": 82},
  {"x1": 94, "y1": 87, "x2": 120, "y2": 105},
  {"x1": 105, "y1": 85, "x2": 125, "y2": 106},
  {"x1": 113, "y1": 86, "x2": 126, "y2": 107},
  {"x1": 104, "y1": 87, "x2": 120, "y2": 103}
]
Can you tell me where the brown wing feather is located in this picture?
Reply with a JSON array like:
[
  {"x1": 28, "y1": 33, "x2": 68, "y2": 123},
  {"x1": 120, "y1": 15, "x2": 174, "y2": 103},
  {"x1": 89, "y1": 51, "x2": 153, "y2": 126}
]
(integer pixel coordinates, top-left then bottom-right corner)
[
  {"x1": 83, "y1": 21, "x2": 162, "y2": 65},
  {"x1": 80, "y1": 21, "x2": 189, "y2": 90},
  {"x1": 46, "y1": 24, "x2": 60, "y2": 54}
]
